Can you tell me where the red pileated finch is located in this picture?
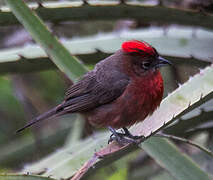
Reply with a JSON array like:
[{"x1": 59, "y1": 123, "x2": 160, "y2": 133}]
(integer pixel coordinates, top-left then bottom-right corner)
[{"x1": 17, "y1": 40, "x2": 171, "y2": 144}]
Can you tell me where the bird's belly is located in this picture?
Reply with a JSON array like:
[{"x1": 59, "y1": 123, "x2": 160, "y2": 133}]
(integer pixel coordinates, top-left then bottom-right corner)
[
  {"x1": 83, "y1": 74, "x2": 163, "y2": 129},
  {"x1": 83, "y1": 92, "x2": 151, "y2": 129}
]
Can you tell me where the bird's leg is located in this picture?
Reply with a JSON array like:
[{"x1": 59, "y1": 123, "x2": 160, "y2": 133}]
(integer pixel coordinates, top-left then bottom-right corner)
[
  {"x1": 122, "y1": 127, "x2": 145, "y2": 140},
  {"x1": 108, "y1": 126, "x2": 136, "y2": 145},
  {"x1": 108, "y1": 126, "x2": 122, "y2": 144}
]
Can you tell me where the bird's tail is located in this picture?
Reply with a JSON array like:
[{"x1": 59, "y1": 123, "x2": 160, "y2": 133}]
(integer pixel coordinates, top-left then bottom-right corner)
[{"x1": 16, "y1": 104, "x2": 64, "y2": 133}]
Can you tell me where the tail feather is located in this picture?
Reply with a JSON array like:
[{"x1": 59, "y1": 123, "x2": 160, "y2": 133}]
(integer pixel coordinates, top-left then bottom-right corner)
[{"x1": 16, "y1": 104, "x2": 63, "y2": 133}]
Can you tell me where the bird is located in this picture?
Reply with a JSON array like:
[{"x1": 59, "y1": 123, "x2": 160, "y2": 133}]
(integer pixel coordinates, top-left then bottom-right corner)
[{"x1": 16, "y1": 40, "x2": 171, "y2": 144}]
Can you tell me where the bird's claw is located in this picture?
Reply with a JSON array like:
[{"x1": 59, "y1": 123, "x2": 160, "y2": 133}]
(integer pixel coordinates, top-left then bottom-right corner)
[
  {"x1": 108, "y1": 133, "x2": 136, "y2": 145},
  {"x1": 108, "y1": 127, "x2": 145, "y2": 145},
  {"x1": 108, "y1": 134, "x2": 115, "y2": 144}
]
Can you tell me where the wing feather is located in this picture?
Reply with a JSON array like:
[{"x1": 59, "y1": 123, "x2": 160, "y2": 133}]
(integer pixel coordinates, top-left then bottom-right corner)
[{"x1": 62, "y1": 71, "x2": 129, "y2": 113}]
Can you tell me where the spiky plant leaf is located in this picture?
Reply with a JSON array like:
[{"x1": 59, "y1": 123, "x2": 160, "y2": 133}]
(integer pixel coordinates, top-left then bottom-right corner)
[
  {"x1": 141, "y1": 138, "x2": 210, "y2": 180},
  {"x1": 5, "y1": 0, "x2": 88, "y2": 81},
  {"x1": 164, "y1": 110, "x2": 213, "y2": 136},
  {"x1": 1, "y1": 1, "x2": 213, "y2": 30},
  {"x1": 0, "y1": 27, "x2": 211, "y2": 74},
  {"x1": 22, "y1": 132, "x2": 109, "y2": 179},
  {"x1": 22, "y1": 65, "x2": 213, "y2": 179}
]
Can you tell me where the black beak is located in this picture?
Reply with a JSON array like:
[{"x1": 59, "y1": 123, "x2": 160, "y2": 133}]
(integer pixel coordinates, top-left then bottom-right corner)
[{"x1": 155, "y1": 56, "x2": 172, "y2": 68}]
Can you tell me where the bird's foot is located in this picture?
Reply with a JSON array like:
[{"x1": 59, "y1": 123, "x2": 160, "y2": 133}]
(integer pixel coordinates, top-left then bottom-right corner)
[
  {"x1": 108, "y1": 132, "x2": 136, "y2": 145},
  {"x1": 108, "y1": 127, "x2": 145, "y2": 145},
  {"x1": 122, "y1": 127, "x2": 145, "y2": 140}
]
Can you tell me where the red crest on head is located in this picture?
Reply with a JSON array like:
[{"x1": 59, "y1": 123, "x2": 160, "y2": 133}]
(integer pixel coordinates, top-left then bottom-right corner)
[{"x1": 122, "y1": 40, "x2": 157, "y2": 57}]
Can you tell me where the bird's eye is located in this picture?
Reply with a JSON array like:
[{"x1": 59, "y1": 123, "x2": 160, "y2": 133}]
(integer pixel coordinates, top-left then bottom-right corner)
[{"x1": 142, "y1": 61, "x2": 151, "y2": 70}]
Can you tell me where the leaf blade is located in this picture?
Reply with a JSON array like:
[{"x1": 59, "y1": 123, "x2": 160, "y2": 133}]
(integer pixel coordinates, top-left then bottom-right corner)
[
  {"x1": 142, "y1": 137, "x2": 211, "y2": 180},
  {"x1": 5, "y1": 0, "x2": 88, "y2": 81}
]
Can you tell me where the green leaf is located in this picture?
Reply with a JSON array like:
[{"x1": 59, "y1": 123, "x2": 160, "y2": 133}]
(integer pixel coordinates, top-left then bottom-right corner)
[
  {"x1": 64, "y1": 114, "x2": 85, "y2": 146},
  {"x1": 0, "y1": 27, "x2": 211, "y2": 75},
  {"x1": 5, "y1": 0, "x2": 88, "y2": 81},
  {"x1": 1, "y1": 1, "x2": 213, "y2": 30},
  {"x1": 22, "y1": 132, "x2": 109, "y2": 179},
  {"x1": 0, "y1": 174, "x2": 55, "y2": 180},
  {"x1": 164, "y1": 110, "x2": 213, "y2": 136},
  {"x1": 108, "y1": 168, "x2": 127, "y2": 180},
  {"x1": 0, "y1": 124, "x2": 71, "y2": 167},
  {"x1": 141, "y1": 137, "x2": 211, "y2": 180}
]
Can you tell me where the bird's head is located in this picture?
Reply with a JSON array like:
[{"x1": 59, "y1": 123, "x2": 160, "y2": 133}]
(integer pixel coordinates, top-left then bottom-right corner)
[{"x1": 121, "y1": 40, "x2": 171, "y2": 75}]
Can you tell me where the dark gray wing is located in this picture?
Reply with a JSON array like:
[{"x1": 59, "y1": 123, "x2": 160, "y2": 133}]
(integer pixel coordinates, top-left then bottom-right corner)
[
  {"x1": 64, "y1": 72, "x2": 96, "y2": 100},
  {"x1": 62, "y1": 69, "x2": 129, "y2": 112}
]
